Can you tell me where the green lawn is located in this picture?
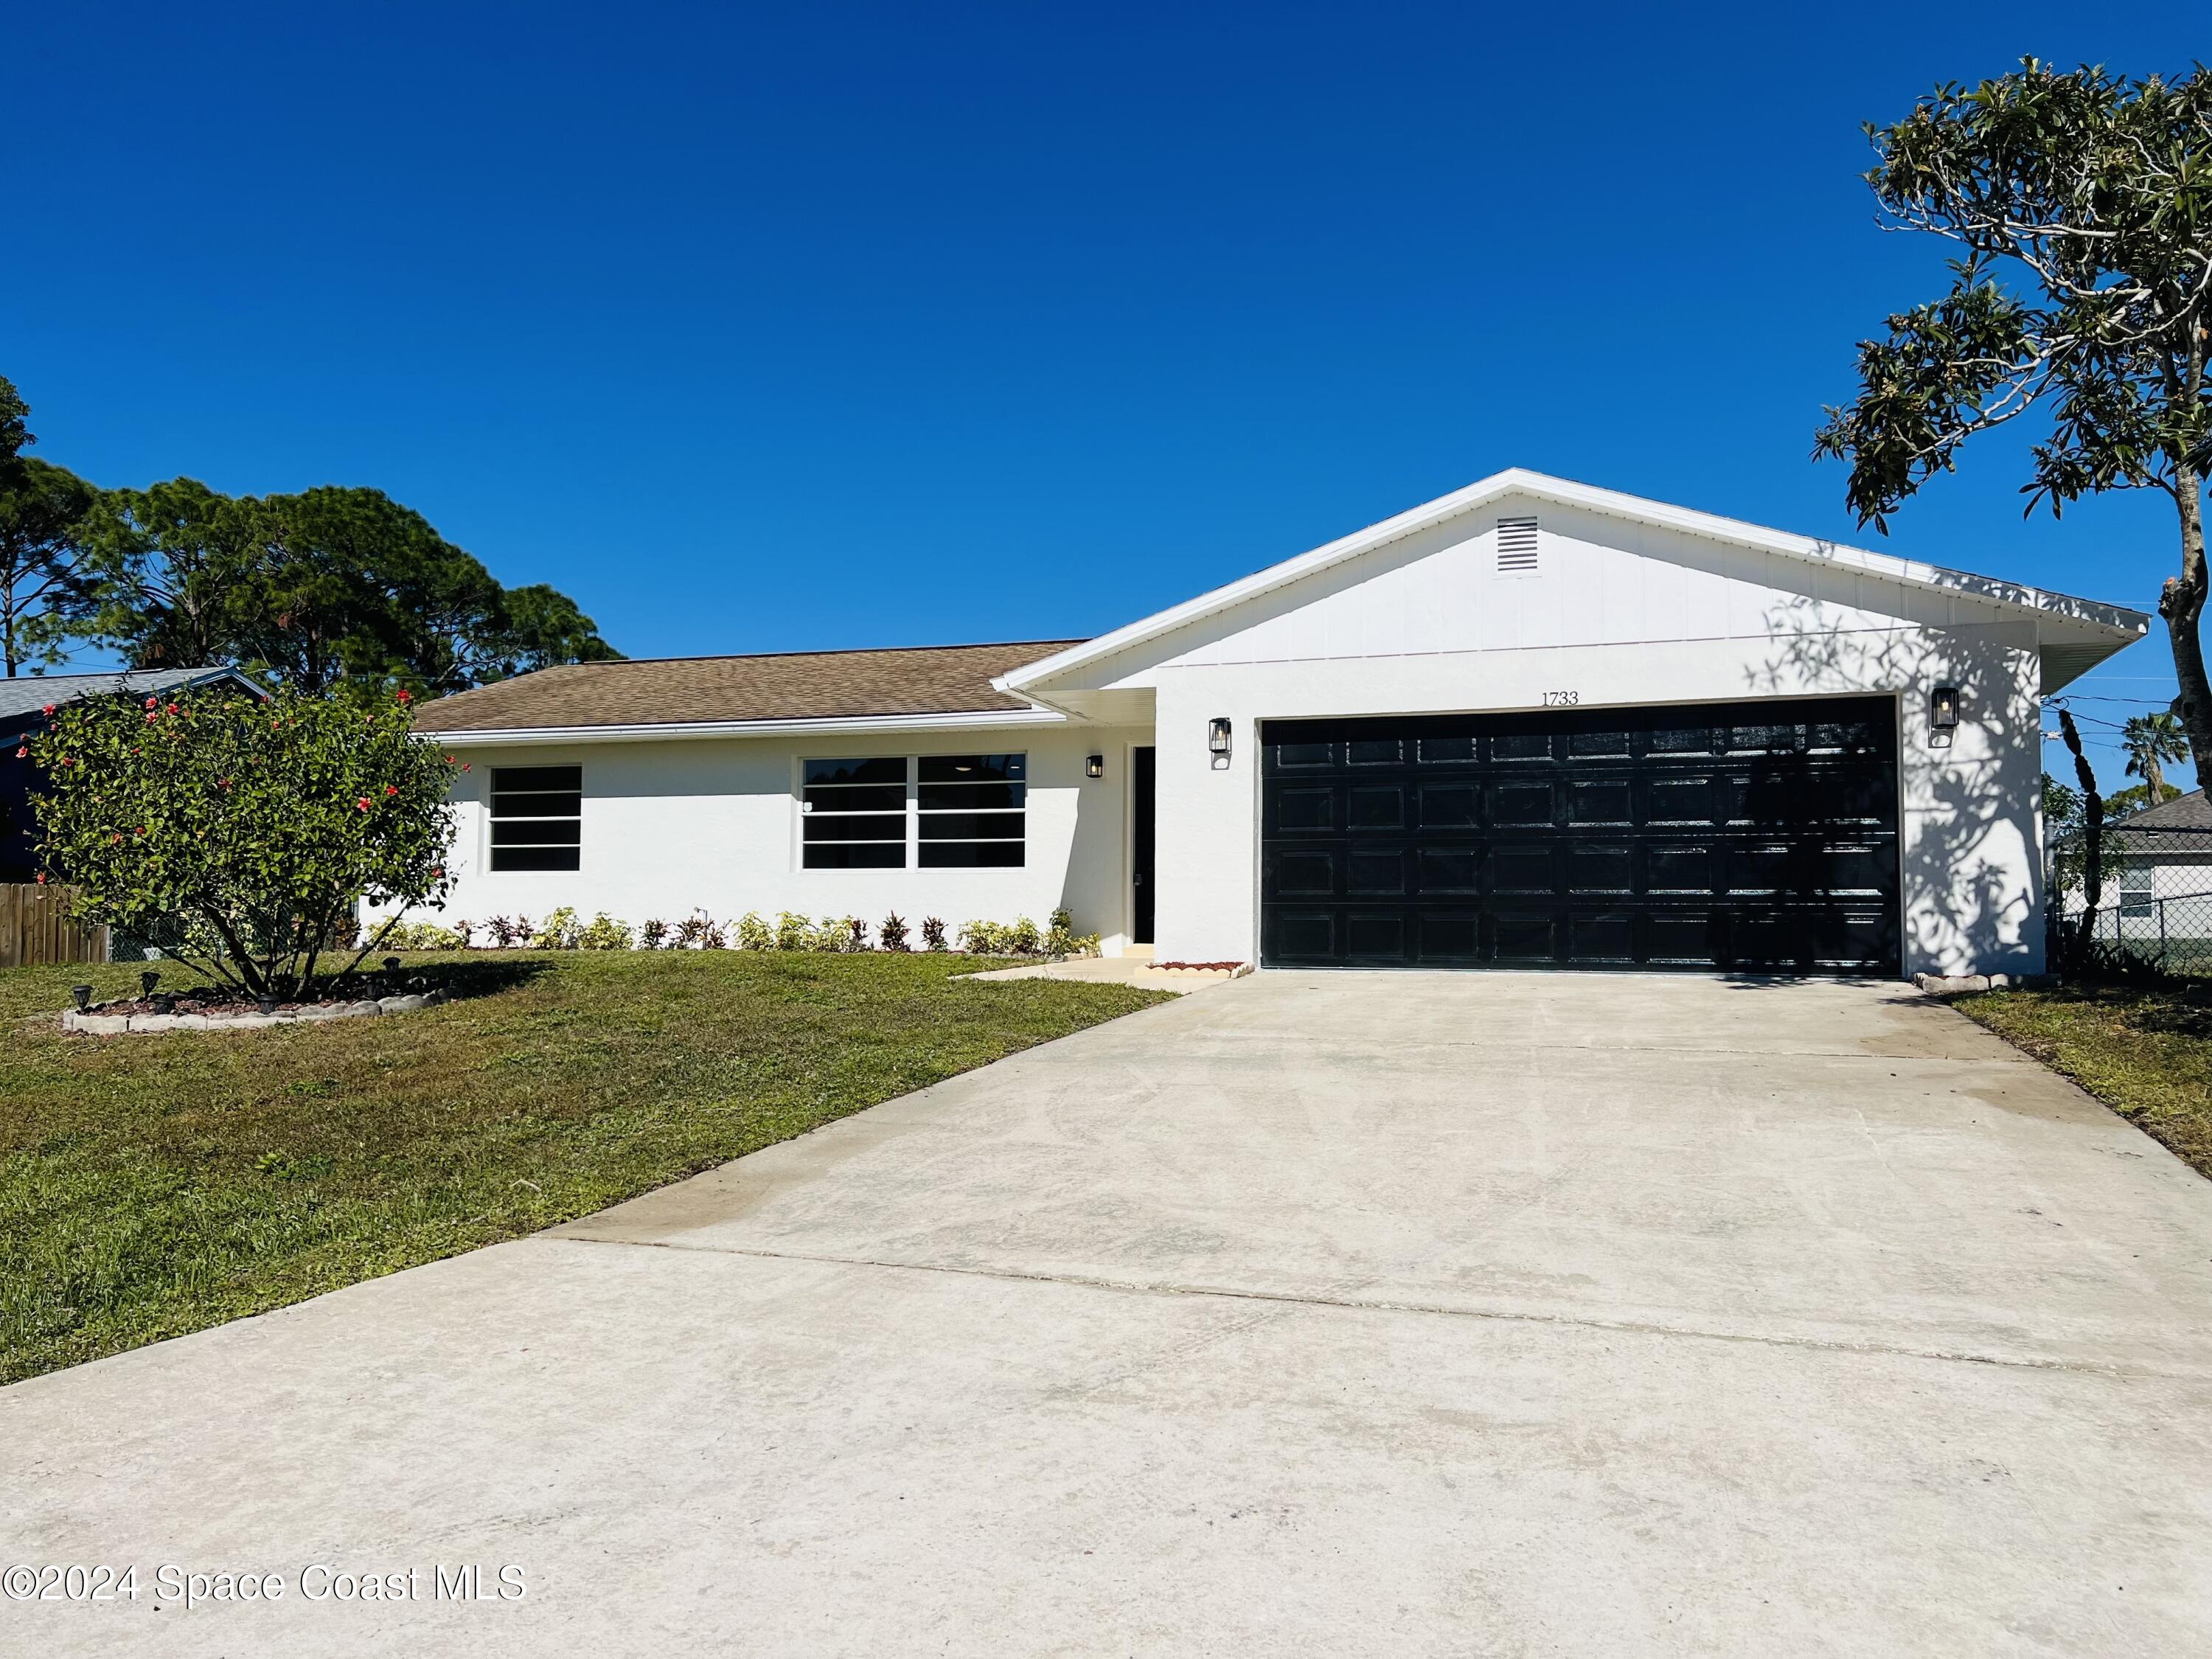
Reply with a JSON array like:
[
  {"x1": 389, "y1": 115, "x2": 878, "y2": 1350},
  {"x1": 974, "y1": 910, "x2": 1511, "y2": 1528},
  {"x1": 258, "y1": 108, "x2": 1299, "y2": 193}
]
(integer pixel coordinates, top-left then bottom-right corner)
[
  {"x1": 1952, "y1": 981, "x2": 2212, "y2": 1180},
  {"x1": 0, "y1": 951, "x2": 1171, "y2": 1385}
]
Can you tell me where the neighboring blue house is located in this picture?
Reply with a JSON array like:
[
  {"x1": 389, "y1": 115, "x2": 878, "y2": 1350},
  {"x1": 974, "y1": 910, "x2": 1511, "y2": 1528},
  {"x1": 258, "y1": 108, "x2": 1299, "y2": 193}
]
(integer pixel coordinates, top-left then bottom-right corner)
[{"x1": 0, "y1": 668, "x2": 260, "y2": 883}]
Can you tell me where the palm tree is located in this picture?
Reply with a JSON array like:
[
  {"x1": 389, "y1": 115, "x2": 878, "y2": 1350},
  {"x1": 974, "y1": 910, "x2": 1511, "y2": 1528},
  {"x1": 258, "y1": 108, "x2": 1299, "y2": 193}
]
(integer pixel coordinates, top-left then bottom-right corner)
[{"x1": 2121, "y1": 712, "x2": 2192, "y2": 804}]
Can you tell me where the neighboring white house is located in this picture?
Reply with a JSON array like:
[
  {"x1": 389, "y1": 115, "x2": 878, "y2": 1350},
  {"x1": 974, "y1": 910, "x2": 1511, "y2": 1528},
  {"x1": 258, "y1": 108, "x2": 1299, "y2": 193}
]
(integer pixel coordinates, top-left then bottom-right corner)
[
  {"x1": 412, "y1": 470, "x2": 2148, "y2": 978},
  {"x1": 2062, "y1": 790, "x2": 2212, "y2": 953}
]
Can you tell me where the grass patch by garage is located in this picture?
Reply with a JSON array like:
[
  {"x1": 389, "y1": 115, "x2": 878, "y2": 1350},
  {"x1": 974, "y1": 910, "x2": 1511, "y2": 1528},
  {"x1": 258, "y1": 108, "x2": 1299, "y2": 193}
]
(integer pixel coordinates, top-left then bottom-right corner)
[
  {"x1": 1952, "y1": 981, "x2": 2212, "y2": 1180},
  {"x1": 0, "y1": 951, "x2": 1171, "y2": 1385}
]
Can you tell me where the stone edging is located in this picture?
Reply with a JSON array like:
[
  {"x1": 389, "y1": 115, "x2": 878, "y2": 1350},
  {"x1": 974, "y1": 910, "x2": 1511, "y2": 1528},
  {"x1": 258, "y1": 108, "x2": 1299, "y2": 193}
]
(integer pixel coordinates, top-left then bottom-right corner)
[
  {"x1": 62, "y1": 991, "x2": 448, "y2": 1035},
  {"x1": 1911, "y1": 972, "x2": 2037, "y2": 995},
  {"x1": 1149, "y1": 964, "x2": 1254, "y2": 981}
]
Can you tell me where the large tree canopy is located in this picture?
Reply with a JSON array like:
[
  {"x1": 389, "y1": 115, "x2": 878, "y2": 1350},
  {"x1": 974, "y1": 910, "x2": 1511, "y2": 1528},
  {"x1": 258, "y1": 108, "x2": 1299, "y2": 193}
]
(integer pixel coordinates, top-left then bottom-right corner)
[
  {"x1": 80, "y1": 479, "x2": 622, "y2": 697},
  {"x1": 0, "y1": 373, "x2": 97, "y2": 677},
  {"x1": 1814, "y1": 60, "x2": 2212, "y2": 779},
  {"x1": 1, "y1": 367, "x2": 621, "y2": 695}
]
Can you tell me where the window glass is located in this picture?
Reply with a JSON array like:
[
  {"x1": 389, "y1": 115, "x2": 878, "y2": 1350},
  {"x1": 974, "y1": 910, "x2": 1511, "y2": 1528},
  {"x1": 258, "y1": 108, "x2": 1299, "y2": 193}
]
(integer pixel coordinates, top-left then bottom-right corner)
[
  {"x1": 2120, "y1": 863, "x2": 2153, "y2": 919},
  {"x1": 918, "y1": 754, "x2": 1025, "y2": 868},
  {"x1": 803, "y1": 756, "x2": 908, "y2": 869},
  {"x1": 490, "y1": 765, "x2": 581, "y2": 872}
]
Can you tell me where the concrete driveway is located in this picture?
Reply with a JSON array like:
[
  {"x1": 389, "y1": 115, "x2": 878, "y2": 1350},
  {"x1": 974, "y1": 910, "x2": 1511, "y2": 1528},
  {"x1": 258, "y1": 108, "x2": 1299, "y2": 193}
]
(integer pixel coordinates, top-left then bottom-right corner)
[{"x1": 6, "y1": 973, "x2": 2212, "y2": 1655}]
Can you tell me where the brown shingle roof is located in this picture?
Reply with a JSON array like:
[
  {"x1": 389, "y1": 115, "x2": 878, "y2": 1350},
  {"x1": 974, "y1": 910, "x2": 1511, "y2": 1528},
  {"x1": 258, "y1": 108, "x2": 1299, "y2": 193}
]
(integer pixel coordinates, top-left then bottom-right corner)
[{"x1": 412, "y1": 640, "x2": 1084, "y2": 734}]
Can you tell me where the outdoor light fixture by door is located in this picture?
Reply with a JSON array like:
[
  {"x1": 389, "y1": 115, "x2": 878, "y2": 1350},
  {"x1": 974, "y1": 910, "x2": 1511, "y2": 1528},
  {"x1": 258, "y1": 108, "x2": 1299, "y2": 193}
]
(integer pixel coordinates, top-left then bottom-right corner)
[
  {"x1": 1208, "y1": 717, "x2": 1232, "y2": 770},
  {"x1": 1086, "y1": 754, "x2": 1104, "y2": 779},
  {"x1": 1930, "y1": 686, "x2": 1960, "y2": 748}
]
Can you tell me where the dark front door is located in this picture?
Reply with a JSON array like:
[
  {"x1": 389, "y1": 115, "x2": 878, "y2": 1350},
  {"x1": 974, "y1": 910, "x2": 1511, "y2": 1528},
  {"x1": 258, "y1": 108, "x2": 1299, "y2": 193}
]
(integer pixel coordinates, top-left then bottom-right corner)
[
  {"x1": 1259, "y1": 697, "x2": 1900, "y2": 973},
  {"x1": 1132, "y1": 745, "x2": 1156, "y2": 945}
]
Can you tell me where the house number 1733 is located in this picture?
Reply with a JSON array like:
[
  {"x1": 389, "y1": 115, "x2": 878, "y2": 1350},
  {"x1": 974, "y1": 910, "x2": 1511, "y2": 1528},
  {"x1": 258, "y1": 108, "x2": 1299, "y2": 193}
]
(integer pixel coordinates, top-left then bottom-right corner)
[{"x1": 1541, "y1": 691, "x2": 1579, "y2": 706}]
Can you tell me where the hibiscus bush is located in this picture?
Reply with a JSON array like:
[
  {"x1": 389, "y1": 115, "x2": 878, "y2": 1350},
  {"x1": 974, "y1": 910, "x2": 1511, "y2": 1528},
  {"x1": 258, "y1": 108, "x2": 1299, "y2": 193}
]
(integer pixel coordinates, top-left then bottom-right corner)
[{"x1": 29, "y1": 684, "x2": 457, "y2": 998}]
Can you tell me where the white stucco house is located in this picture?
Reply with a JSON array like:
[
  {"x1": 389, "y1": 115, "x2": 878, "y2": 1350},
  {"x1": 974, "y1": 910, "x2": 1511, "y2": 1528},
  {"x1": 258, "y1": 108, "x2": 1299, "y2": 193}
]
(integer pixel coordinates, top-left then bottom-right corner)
[{"x1": 412, "y1": 471, "x2": 2147, "y2": 978}]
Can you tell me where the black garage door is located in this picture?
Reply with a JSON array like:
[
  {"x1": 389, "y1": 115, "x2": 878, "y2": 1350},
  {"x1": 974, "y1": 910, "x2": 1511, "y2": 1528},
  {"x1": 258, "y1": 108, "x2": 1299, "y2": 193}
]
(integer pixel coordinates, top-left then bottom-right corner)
[{"x1": 1259, "y1": 696, "x2": 1900, "y2": 973}]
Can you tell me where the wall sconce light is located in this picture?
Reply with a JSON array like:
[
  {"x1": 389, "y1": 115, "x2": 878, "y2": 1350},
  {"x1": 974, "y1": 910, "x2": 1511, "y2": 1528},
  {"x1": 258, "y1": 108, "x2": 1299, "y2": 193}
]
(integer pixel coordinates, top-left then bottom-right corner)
[
  {"x1": 1930, "y1": 686, "x2": 1959, "y2": 747},
  {"x1": 1086, "y1": 754, "x2": 1105, "y2": 779},
  {"x1": 1208, "y1": 717, "x2": 1232, "y2": 770}
]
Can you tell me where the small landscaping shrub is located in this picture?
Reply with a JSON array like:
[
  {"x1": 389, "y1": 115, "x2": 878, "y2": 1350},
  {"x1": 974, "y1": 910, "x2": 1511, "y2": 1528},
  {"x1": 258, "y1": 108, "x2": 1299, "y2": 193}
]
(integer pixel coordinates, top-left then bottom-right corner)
[
  {"x1": 382, "y1": 919, "x2": 467, "y2": 950},
  {"x1": 485, "y1": 914, "x2": 531, "y2": 948},
  {"x1": 1043, "y1": 908, "x2": 1102, "y2": 957},
  {"x1": 530, "y1": 906, "x2": 582, "y2": 950},
  {"x1": 880, "y1": 912, "x2": 910, "y2": 951},
  {"x1": 736, "y1": 911, "x2": 773, "y2": 951},
  {"x1": 774, "y1": 911, "x2": 812, "y2": 952},
  {"x1": 575, "y1": 912, "x2": 634, "y2": 950},
  {"x1": 921, "y1": 916, "x2": 947, "y2": 951},
  {"x1": 1006, "y1": 915, "x2": 1041, "y2": 956},
  {"x1": 639, "y1": 919, "x2": 667, "y2": 950}
]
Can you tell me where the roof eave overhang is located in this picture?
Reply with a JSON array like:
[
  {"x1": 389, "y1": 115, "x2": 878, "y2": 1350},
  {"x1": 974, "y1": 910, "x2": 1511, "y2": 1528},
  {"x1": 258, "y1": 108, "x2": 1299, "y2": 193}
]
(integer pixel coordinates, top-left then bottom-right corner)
[
  {"x1": 420, "y1": 706, "x2": 1069, "y2": 748},
  {"x1": 1003, "y1": 468, "x2": 2153, "y2": 694}
]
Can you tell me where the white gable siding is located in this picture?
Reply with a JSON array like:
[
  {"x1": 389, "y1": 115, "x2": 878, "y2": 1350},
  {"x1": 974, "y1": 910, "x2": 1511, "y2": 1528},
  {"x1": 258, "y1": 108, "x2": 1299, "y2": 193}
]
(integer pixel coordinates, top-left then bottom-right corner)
[{"x1": 1086, "y1": 499, "x2": 2015, "y2": 684}]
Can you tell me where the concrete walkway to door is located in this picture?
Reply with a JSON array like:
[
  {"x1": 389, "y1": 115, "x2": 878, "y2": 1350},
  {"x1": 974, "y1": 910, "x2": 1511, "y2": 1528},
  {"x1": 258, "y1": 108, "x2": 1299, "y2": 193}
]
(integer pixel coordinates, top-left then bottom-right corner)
[{"x1": 5, "y1": 973, "x2": 2212, "y2": 1655}]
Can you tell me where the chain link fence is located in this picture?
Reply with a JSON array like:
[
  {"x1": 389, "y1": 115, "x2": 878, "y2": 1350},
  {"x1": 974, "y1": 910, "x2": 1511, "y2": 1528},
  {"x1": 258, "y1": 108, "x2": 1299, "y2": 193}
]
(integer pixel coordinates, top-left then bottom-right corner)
[
  {"x1": 2066, "y1": 888, "x2": 2212, "y2": 977},
  {"x1": 2053, "y1": 820, "x2": 2212, "y2": 979}
]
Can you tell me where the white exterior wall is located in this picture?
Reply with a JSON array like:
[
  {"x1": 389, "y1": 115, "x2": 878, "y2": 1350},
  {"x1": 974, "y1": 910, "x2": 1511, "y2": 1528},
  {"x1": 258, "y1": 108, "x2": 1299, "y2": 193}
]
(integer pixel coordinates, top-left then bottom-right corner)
[
  {"x1": 2073, "y1": 855, "x2": 2212, "y2": 911},
  {"x1": 1091, "y1": 498, "x2": 2048, "y2": 978},
  {"x1": 412, "y1": 723, "x2": 1145, "y2": 950}
]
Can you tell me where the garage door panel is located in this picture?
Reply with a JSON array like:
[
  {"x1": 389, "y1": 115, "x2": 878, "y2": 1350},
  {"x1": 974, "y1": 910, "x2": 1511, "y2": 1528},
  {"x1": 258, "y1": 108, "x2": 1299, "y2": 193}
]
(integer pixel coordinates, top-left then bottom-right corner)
[
  {"x1": 1273, "y1": 787, "x2": 1336, "y2": 832},
  {"x1": 1569, "y1": 911, "x2": 1637, "y2": 962},
  {"x1": 1490, "y1": 912, "x2": 1557, "y2": 961},
  {"x1": 1490, "y1": 782, "x2": 1554, "y2": 824},
  {"x1": 1269, "y1": 848, "x2": 1338, "y2": 898},
  {"x1": 1646, "y1": 909, "x2": 1722, "y2": 966},
  {"x1": 1419, "y1": 783, "x2": 1480, "y2": 827},
  {"x1": 1645, "y1": 776, "x2": 1717, "y2": 823},
  {"x1": 1416, "y1": 912, "x2": 1481, "y2": 961},
  {"x1": 1568, "y1": 845, "x2": 1634, "y2": 894},
  {"x1": 1416, "y1": 847, "x2": 1482, "y2": 893},
  {"x1": 1344, "y1": 914, "x2": 1408, "y2": 961},
  {"x1": 1260, "y1": 697, "x2": 1899, "y2": 973},
  {"x1": 1646, "y1": 844, "x2": 1718, "y2": 891},
  {"x1": 1568, "y1": 780, "x2": 1632, "y2": 824},
  {"x1": 1490, "y1": 844, "x2": 1557, "y2": 894},
  {"x1": 1347, "y1": 849, "x2": 1408, "y2": 894},
  {"x1": 1270, "y1": 912, "x2": 1335, "y2": 961},
  {"x1": 1349, "y1": 787, "x2": 1404, "y2": 829}
]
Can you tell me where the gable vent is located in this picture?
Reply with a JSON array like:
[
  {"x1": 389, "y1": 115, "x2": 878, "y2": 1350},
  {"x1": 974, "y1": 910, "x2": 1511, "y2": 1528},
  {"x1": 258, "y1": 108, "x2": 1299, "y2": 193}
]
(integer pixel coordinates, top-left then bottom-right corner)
[{"x1": 1496, "y1": 516, "x2": 1540, "y2": 573}]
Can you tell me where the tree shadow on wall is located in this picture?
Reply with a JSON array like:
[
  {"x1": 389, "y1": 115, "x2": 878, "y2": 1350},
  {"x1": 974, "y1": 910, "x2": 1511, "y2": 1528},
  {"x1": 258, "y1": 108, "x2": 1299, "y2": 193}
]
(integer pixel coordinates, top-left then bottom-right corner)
[{"x1": 1739, "y1": 593, "x2": 2039, "y2": 976}]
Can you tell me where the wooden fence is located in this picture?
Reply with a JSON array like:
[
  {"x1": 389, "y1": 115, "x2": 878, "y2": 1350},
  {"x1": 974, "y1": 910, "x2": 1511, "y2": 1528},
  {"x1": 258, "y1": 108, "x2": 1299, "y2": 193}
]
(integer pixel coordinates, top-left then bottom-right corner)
[{"x1": 0, "y1": 884, "x2": 109, "y2": 968}]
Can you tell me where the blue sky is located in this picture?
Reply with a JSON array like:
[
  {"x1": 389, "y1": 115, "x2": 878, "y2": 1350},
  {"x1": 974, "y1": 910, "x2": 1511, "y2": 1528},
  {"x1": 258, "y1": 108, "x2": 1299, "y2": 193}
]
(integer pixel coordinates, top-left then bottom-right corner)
[{"x1": 4, "y1": 2, "x2": 2201, "y2": 782}]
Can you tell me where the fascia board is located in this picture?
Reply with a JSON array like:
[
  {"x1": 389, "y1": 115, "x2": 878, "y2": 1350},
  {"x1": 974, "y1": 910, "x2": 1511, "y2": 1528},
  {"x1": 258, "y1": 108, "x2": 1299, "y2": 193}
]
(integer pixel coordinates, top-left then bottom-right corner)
[{"x1": 421, "y1": 706, "x2": 1070, "y2": 748}]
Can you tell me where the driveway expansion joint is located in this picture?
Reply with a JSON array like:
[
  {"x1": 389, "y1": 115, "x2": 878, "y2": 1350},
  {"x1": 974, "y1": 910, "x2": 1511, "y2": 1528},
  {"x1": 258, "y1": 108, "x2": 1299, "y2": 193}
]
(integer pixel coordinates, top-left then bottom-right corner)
[{"x1": 540, "y1": 1231, "x2": 2185, "y2": 1384}]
